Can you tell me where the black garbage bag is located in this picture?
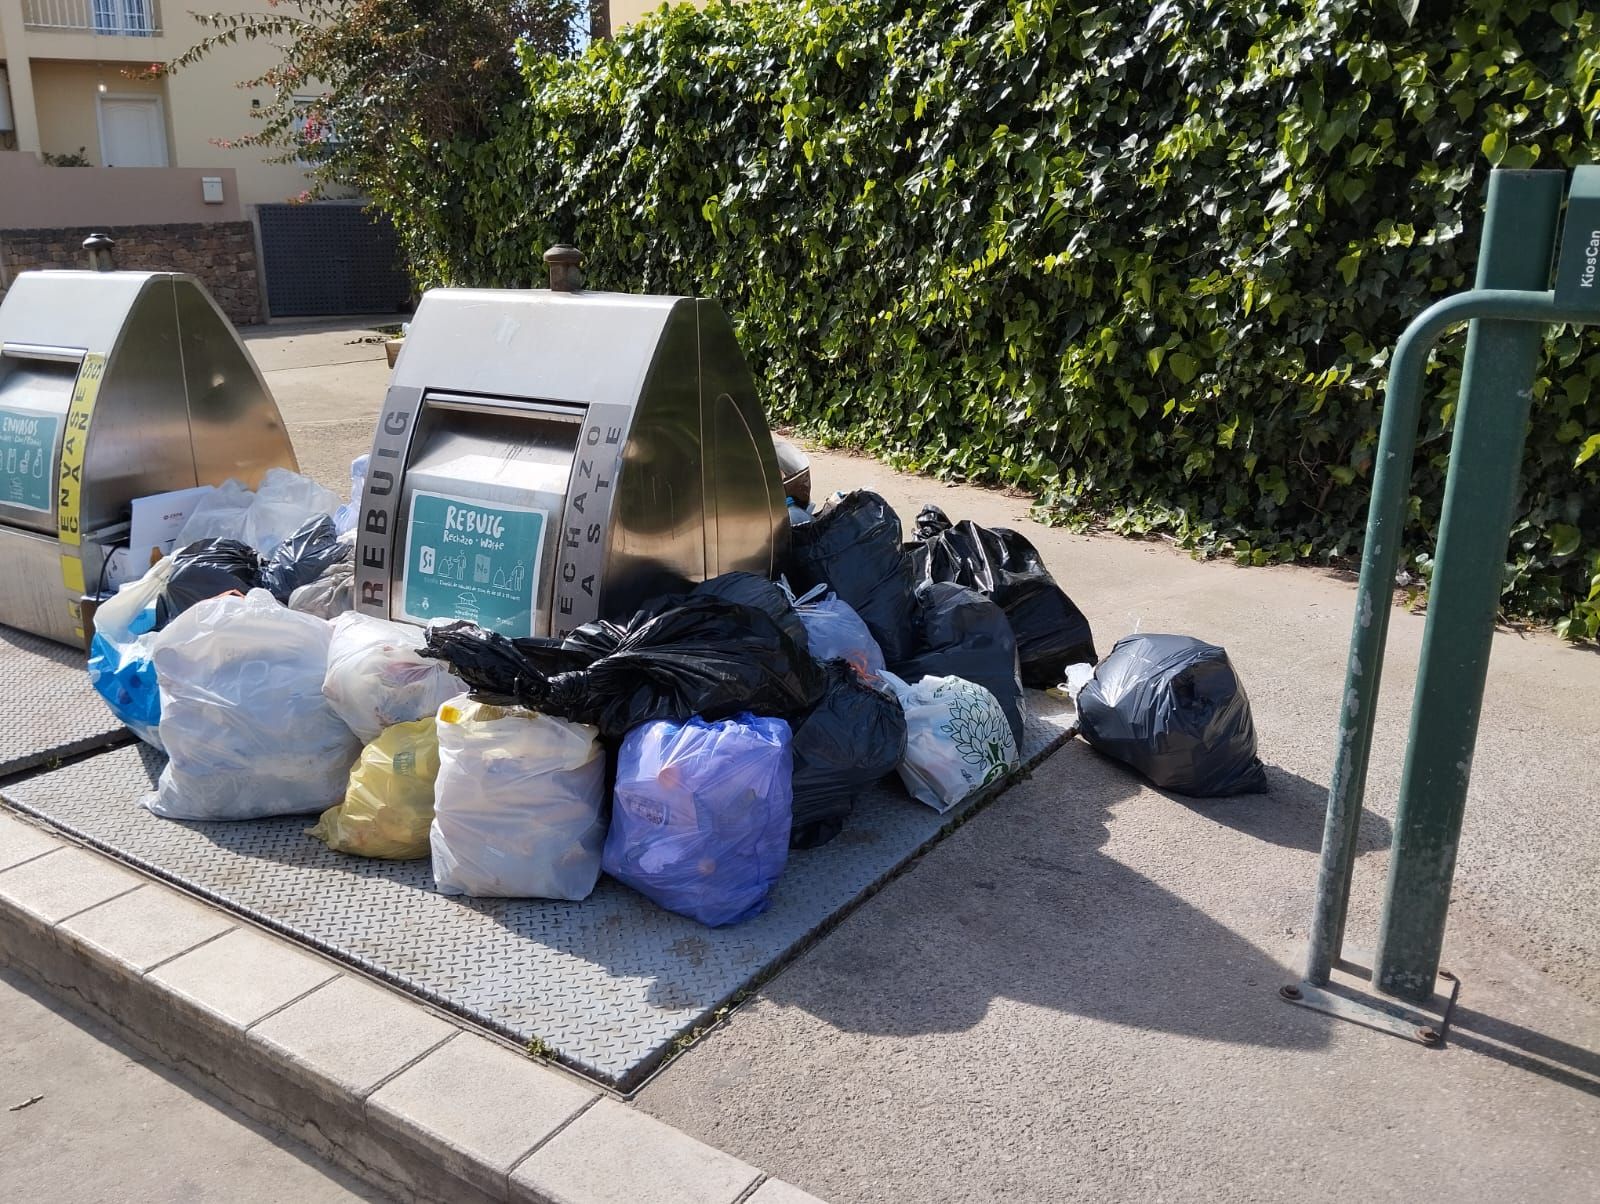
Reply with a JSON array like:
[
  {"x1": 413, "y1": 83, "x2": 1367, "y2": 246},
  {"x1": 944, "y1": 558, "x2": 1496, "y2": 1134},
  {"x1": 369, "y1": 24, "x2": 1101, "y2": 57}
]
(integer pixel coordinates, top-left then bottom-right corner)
[
  {"x1": 1075, "y1": 634, "x2": 1267, "y2": 797},
  {"x1": 688, "y1": 572, "x2": 809, "y2": 655},
  {"x1": 532, "y1": 574, "x2": 808, "y2": 676},
  {"x1": 788, "y1": 490, "x2": 917, "y2": 664},
  {"x1": 156, "y1": 538, "x2": 265, "y2": 627},
  {"x1": 909, "y1": 504, "x2": 1095, "y2": 687},
  {"x1": 423, "y1": 596, "x2": 825, "y2": 741},
  {"x1": 892, "y1": 582, "x2": 1026, "y2": 746},
  {"x1": 788, "y1": 660, "x2": 907, "y2": 849},
  {"x1": 261, "y1": 515, "x2": 348, "y2": 602}
]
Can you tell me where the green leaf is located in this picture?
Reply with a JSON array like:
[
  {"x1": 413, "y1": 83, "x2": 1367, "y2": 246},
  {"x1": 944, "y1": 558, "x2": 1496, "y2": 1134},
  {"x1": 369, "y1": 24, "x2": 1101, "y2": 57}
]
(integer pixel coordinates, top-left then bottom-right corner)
[
  {"x1": 1575, "y1": 434, "x2": 1600, "y2": 467},
  {"x1": 1481, "y1": 129, "x2": 1508, "y2": 165},
  {"x1": 1550, "y1": 524, "x2": 1582, "y2": 558},
  {"x1": 1168, "y1": 352, "x2": 1199, "y2": 385}
]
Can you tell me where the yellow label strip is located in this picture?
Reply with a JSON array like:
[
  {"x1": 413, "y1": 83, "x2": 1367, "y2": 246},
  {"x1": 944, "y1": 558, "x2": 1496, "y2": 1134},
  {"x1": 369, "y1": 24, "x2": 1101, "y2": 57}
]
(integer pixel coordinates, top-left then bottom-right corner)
[{"x1": 57, "y1": 352, "x2": 105, "y2": 639}]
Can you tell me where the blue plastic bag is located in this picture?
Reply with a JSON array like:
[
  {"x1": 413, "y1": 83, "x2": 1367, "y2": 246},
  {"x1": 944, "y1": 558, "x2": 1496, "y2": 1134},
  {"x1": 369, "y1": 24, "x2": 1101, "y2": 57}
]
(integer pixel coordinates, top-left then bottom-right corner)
[
  {"x1": 86, "y1": 556, "x2": 174, "y2": 749},
  {"x1": 604, "y1": 713, "x2": 794, "y2": 927}
]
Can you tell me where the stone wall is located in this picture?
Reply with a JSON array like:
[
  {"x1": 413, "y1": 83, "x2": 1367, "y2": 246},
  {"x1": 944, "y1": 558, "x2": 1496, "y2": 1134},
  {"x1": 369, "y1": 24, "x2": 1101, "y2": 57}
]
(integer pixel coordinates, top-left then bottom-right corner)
[{"x1": 0, "y1": 222, "x2": 262, "y2": 324}]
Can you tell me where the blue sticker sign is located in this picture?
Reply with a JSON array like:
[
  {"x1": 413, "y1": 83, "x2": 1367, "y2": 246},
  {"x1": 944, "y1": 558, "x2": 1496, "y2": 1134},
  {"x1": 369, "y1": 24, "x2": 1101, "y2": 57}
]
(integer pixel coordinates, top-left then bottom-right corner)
[
  {"x1": 400, "y1": 490, "x2": 546, "y2": 636},
  {"x1": 0, "y1": 407, "x2": 59, "y2": 514}
]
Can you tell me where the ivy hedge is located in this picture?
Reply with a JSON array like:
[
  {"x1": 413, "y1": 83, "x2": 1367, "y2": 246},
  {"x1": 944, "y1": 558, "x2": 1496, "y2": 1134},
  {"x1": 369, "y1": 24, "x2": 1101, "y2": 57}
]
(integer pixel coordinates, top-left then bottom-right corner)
[{"x1": 378, "y1": 0, "x2": 1600, "y2": 634}]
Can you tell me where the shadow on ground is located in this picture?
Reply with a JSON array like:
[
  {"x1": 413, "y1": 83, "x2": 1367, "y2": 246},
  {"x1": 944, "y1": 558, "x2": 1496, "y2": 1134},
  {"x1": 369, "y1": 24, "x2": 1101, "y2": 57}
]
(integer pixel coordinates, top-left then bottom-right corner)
[{"x1": 760, "y1": 742, "x2": 1377, "y2": 1050}]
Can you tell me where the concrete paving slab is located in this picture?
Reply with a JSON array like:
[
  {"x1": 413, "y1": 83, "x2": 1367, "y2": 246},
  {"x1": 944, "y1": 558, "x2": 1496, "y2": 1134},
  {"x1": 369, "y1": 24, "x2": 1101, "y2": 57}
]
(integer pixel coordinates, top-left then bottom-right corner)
[
  {"x1": 510, "y1": 1097, "x2": 760, "y2": 1204},
  {"x1": 0, "y1": 846, "x2": 141, "y2": 924},
  {"x1": 148, "y1": 925, "x2": 341, "y2": 1029},
  {"x1": 366, "y1": 1032, "x2": 597, "y2": 1198},
  {"x1": 59, "y1": 883, "x2": 236, "y2": 974},
  {"x1": 0, "y1": 809, "x2": 62, "y2": 871},
  {"x1": 249, "y1": 974, "x2": 457, "y2": 1098},
  {"x1": 0, "y1": 623, "x2": 129, "y2": 778},
  {"x1": 0, "y1": 967, "x2": 385, "y2": 1204}
]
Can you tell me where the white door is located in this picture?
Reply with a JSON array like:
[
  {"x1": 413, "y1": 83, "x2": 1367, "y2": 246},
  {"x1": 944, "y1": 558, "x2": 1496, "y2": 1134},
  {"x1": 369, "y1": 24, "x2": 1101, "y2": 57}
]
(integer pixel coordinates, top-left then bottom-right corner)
[{"x1": 98, "y1": 96, "x2": 167, "y2": 167}]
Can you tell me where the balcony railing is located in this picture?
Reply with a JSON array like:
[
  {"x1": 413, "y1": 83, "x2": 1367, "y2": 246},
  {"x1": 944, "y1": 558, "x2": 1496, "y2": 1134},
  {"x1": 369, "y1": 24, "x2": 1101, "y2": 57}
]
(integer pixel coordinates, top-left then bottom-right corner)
[{"x1": 23, "y1": 0, "x2": 163, "y2": 37}]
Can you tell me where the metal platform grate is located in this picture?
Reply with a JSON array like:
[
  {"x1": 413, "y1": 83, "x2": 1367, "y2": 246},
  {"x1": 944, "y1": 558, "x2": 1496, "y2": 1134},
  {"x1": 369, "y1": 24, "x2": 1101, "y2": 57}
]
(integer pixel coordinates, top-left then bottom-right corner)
[
  {"x1": 1, "y1": 697, "x2": 1075, "y2": 1088},
  {"x1": 0, "y1": 624, "x2": 131, "y2": 779}
]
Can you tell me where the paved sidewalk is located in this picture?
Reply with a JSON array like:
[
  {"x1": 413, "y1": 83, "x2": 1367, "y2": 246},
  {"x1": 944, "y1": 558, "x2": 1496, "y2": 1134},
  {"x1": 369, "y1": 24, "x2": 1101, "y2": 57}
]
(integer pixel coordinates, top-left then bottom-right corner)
[{"x1": 0, "y1": 966, "x2": 382, "y2": 1204}]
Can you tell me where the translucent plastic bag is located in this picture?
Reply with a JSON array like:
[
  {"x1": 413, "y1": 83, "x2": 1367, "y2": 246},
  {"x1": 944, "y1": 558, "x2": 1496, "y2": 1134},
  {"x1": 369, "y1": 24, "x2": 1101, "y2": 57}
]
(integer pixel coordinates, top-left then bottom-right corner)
[
  {"x1": 333, "y1": 454, "x2": 370, "y2": 537},
  {"x1": 241, "y1": 468, "x2": 341, "y2": 556},
  {"x1": 86, "y1": 555, "x2": 174, "y2": 749},
  {"x1": 143, "y1": 590, "x2": 360, "y2": 820},
  {"x1": 171, "y1": 470, "x2": 341, "y2": 558},
  {"x1": 323, "y1": 612, "x2": 461, "y2": 743},
  {"x1": 309, "y1": 717, "x2": 439, "y2": 859},
  {"x1": 878, "y1": 670, "x2": 1019, "y2": 813},
  {"x1": 604, "y1": 714, "x2": 793, "y2": 927},
  {"x1": 782, "y1": 581, "x2": 885, "y2": 679},
  {"x1": 430, "y1": 696, "x2": 606, "y2": 899},
  {"x1": 172, "y1": 480, "x2": 253, "y2": 548}
]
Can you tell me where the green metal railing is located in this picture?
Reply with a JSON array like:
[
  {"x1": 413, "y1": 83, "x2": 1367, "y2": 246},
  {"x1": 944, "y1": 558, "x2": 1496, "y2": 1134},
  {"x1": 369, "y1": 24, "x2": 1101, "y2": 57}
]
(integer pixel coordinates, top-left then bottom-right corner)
[{"x1": 1292, "y1": 168, "x2": 1600, "y2": 1032}]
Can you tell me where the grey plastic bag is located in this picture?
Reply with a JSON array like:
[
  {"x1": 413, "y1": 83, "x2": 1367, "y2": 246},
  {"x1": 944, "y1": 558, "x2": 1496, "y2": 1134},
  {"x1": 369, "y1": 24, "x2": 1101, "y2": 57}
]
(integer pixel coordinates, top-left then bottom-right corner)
[{"x1": 1075, "y1": 634, "x2": 1267, "y2": 797}]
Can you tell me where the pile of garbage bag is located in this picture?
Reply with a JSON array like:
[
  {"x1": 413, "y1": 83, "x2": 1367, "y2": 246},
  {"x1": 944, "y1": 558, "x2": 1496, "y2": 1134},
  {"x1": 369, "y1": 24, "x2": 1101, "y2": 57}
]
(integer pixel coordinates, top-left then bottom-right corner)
[
  {"x1": 88, "y1": 468, "x2": 355, "y2": 749},
  {"x1": 82, "y1": 448, "x2": 1272, "y2": 932}
]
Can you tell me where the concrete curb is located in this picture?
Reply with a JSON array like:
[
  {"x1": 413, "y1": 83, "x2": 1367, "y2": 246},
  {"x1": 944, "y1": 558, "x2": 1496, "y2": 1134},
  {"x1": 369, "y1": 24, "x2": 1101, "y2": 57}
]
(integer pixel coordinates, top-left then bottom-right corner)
[{"x1": 0, "y1": 808, "x2": 828, "y2": 1204}]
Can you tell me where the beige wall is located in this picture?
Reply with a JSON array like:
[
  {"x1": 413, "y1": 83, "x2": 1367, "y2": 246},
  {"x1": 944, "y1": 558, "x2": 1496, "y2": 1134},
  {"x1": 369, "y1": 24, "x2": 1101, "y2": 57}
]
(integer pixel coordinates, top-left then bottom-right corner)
[
  {"x1": 161, "y1": 1, "x2": 321, "y2": 208},
  {"x1": 0, "y1": 149, "x2": 242, "y2": 227},
  {"x1": 30, "y1": 59, "x2": 165, "y2": 165},
  {"x1": 3, "y1": 0, "x2": 317, "y2": 207},
  {"x1": 610, "y1": 0, "x2": 707, "y2": 28}
]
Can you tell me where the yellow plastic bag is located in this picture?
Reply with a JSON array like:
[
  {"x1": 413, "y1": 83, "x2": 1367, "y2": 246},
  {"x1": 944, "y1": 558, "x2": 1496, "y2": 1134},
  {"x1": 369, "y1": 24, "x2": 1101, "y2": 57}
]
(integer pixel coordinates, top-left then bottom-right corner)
[{"x1": 309, "y1": 717, "x2": 439, "y2": 859}]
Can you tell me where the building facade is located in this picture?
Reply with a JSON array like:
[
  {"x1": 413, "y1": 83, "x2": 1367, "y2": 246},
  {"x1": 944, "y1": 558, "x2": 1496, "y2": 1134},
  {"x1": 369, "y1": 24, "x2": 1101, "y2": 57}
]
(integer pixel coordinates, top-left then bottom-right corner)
[
  {"x1": 1, "y1": 0, "x2": 314, "y2": 211},
  {"x1": 1, "y1": 2, "x2": 409, "y2": 322}
]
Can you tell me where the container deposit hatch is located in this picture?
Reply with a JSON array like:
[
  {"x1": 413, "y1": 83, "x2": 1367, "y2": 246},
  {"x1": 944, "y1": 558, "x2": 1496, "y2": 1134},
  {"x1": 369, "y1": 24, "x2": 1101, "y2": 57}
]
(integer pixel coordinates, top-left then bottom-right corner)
[
  {"x1": 0, "y1": 239, "x2": 297, "y2": 646},
  {"x1": 354, "y1": 245, "x2": 790, "y2": 637}
]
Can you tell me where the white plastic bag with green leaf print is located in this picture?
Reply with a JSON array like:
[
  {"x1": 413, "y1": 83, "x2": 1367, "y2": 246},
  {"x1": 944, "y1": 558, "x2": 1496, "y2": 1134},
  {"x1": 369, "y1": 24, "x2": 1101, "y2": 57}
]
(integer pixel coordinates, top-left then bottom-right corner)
[{"x1": 877, "y1": 670, "x2": 1020, "y2": 812}]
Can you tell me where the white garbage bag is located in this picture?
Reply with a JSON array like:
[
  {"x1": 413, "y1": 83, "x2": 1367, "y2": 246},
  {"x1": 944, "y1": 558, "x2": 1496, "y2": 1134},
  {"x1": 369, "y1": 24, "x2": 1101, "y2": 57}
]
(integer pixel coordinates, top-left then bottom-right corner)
[
  {"x1": 322, "y1": 612, "x2": 461, "y2": 743},
  {"x1": 430, "y1": 696, "x2": 606, "y2": 900},
  {"x1": 781, "y1": 580, "x2": 886, "y2": 678},
  {"x1": 143, "y1": 590, "x2": 360, "y2": 820},
  {"x1": 878, "y1": 670, "x2": 1019, "y2": 812},
  {"x1": 170, "y1": 469, "x2": 341, "y2": 558},
  {"x1": 241, "y1": 468, "x2": 342, "y2": 556}
]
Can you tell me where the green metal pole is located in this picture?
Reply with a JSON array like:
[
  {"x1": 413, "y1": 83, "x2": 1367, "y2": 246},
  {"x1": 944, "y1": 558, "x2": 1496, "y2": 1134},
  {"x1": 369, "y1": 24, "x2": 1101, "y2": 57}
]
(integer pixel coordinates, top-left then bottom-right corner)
[{"x1": 1372, "y1": 170, "x2": 1566, "y2": 1002}]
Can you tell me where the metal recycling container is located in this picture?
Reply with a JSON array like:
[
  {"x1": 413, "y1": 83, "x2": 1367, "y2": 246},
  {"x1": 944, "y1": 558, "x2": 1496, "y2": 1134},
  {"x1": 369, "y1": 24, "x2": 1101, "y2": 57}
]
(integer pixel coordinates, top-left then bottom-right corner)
[
  {"x1": 0, "y1": 251, "x2": 296, "y2": 646},
  {"x1": 353, "y1": 245, "x2": 789, "y2": 639}
]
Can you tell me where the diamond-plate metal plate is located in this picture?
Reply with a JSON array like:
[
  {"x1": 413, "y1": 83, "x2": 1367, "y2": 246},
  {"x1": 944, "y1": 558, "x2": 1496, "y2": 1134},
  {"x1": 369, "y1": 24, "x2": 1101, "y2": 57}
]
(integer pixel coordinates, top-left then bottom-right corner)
[
  {"x1": 1, "y1": 696, "x2": 1074, "y2": 1088},
  {"x1": 0, "y1": 624, "x2": 131, "y2": 778}
]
